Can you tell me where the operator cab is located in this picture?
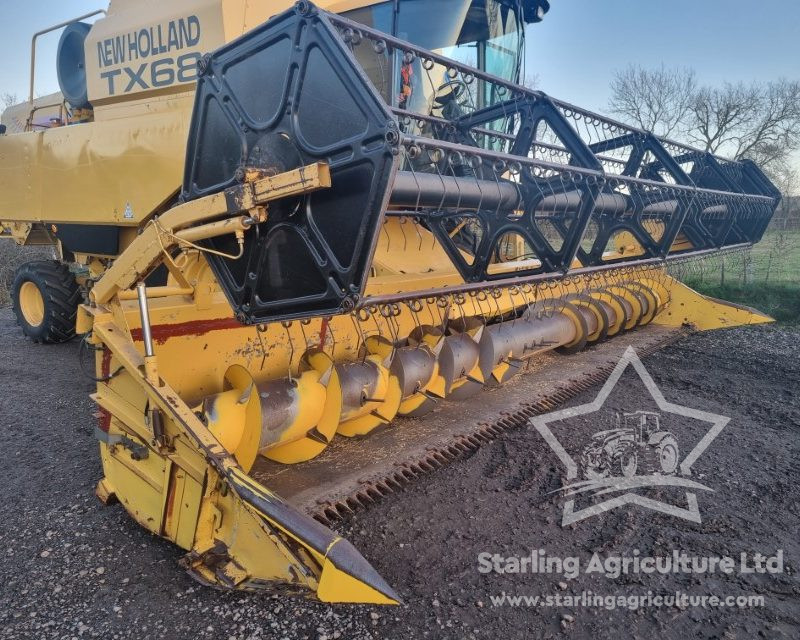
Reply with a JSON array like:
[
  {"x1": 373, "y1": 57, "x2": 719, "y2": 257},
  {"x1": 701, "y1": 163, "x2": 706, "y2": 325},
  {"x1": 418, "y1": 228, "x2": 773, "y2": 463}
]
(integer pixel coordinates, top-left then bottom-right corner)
[
  {"x1": 342, "y1": 0, "x2": 546, "y2": 116},
  {"x1": 340, "y1": 0, "x2": 549, "y2": 272},
  {"x1": 623, "y1": 411, "x2": 661, "y2": 441}
]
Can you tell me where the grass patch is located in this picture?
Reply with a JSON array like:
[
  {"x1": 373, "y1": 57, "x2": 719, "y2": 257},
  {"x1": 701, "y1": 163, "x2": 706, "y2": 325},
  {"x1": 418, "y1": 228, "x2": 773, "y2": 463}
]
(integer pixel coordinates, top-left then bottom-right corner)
[
  {"x1": 687, "y1": 282, "x2": 800, "y2": 324},
  {"x1": 678, "y1": 229, "x2": 800, "y2": 324}
]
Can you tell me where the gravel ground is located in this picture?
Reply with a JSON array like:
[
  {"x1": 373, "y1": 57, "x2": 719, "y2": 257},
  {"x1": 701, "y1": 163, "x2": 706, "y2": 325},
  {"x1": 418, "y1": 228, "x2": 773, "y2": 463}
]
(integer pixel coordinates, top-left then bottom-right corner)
[{"x1": 0, "y1": 306, "x2": 798, "y2": 639}]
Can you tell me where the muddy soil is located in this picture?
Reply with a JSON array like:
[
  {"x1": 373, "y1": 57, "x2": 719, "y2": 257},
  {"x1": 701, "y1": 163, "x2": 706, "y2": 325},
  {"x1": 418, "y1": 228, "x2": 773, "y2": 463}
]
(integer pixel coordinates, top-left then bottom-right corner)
[{"x1": 0, "y1": 306, "x2": 797, "y2": 639}]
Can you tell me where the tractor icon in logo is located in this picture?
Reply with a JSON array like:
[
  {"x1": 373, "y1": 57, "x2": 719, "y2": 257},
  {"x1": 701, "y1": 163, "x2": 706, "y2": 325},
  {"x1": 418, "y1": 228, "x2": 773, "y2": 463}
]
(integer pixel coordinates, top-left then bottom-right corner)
[
  {"x1": 580, "y1": 411, "x2": 679, "y2": 480},
  {"x1": 533, "y1": 347, "x2": 727, "y2": 525}
]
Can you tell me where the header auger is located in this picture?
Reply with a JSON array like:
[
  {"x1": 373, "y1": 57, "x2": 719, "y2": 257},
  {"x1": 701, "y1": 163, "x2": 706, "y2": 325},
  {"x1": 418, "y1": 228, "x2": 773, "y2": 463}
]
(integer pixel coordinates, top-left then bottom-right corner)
[{"x1": 0, "y1": 0, "x2": 778, "y2": 603}]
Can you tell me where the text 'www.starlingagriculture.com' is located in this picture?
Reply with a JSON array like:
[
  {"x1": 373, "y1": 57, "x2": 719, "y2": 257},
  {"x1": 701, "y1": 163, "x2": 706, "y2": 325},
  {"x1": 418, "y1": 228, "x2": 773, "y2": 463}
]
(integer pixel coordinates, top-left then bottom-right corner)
[{"x1": 488, "y1": 591, "x2": 765, "y2": 611}]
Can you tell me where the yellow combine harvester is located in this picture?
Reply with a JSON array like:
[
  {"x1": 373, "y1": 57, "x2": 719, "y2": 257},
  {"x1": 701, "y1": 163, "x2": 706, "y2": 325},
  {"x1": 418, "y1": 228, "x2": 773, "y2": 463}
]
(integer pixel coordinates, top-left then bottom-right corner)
[{"x1": 0, "y1": 0, "x2": 779, "y2": 603}]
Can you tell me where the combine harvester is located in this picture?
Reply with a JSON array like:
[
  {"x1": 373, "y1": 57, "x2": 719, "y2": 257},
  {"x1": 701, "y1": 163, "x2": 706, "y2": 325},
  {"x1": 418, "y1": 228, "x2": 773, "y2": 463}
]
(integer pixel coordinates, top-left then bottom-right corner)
[{"x1": 0, "y1": 0, "x2": 779, "y2": 603}]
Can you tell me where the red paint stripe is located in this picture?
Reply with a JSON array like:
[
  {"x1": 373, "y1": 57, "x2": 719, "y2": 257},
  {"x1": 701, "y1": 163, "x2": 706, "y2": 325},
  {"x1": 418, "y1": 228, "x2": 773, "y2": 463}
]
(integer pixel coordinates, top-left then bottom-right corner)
[{"x1": 130, "y1": 317, "x2": 243, "y2": 344}]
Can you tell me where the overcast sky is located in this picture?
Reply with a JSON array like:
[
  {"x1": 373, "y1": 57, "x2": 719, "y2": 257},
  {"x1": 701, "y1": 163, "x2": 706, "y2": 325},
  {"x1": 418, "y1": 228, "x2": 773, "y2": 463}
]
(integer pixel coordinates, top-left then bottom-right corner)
[{"x1": 2, "y1": 0, "x2": 798, "y2": 131}]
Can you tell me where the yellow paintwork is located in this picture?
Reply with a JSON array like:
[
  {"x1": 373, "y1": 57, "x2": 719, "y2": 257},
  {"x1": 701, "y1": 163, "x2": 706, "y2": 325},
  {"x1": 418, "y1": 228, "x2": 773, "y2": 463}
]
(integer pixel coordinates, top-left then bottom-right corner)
[
  {"x1": 0, "y1": 0, "x2": 379, "y2": 239},
  {"x1": 262, "y1": 365, "x2": 342, "y2": 463},
  {"x1": 607, "y1": 284, "x2": 643, "y2": 330},
  {"x1": 316, "y1": 556, "x2": 398, "y2": 605},
  {"x1": 90, "y1": 162, "x2": 329, "y2": 304},
  {"x1": 204, "y1": 373, "x2": 259, "y2": 471},
  {"x1": 91, "y1": 308, "x2": 355, "y2": 597},
  {"x1": 0, "y1": 94, "x2": 191, "y2": 228},
  {"x1": 336, "y1": 353, "x2": 401, "y2": 437},
  {"x1": 18, "y1": 281, "x2": 45, "y2": 327},
  {"x1": 651, "y1": 276, "x2": 774, "y2": 329}
]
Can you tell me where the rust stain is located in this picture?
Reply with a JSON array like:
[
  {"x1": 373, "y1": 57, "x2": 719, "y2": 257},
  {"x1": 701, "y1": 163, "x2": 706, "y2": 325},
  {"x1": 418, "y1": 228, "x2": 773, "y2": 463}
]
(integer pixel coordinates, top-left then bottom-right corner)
[
  {"x1": 233, "y1": 337, "x2": 263, "y2": 359},
  {"x1": 131, "y1": 317, "x2": 243, "y2": 344},
  {"x1": 163, "y1": 468, "x2": 178, "y2": 533},
  {"x1": 97, "y1": 408, "x2": 112, "y2": 434},
  {"x1": 318, "y1": 317, "x2": 329, "y2": 349},
  {"x1": 98, "y1": 347, "x2": 112, "y2": 433}
]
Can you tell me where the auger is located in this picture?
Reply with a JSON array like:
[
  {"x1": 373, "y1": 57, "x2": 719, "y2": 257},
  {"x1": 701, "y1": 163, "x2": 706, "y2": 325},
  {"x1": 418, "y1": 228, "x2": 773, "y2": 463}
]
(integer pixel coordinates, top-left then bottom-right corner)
[{"x1": 0, "y1": 0, "x2": 778, "y2": 603}]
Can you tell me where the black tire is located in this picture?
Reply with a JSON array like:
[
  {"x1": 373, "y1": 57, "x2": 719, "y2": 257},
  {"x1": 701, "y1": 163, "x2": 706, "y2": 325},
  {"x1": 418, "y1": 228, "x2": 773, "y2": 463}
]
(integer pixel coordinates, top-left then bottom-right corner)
[
  {"x1": 616, "y1": 447, "x2": 638, "y2": 478},
  {"x1": 11, "y1": 260, "x2": 81, "y2": 343},
  {"x1": 647, "y1": 434, "x2": 680, "y2": 475}
]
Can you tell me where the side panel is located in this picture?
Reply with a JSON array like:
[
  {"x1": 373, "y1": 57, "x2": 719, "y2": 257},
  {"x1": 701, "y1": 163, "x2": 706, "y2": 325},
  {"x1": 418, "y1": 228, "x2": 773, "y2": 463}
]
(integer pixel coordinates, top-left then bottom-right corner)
[
  {"x1": 0, "y1": 97, "x2": 191, "y2": 225},
  {"x1": 99, "y1": 430, "x2": 170, "y2": 535},
  {"x1": 85, "y1": 0, "x2": 376, "y2": 106},
  {"x1": 0, "y1": 0, "x2": 378, "y2": 228}
]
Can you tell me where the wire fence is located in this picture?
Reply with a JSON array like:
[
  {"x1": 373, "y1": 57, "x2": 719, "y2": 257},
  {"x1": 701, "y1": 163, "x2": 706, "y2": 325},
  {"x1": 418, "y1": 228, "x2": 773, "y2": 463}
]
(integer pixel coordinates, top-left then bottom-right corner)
[
  {"x1": 670, "y1": 209, "x2": 800, "y2": 322},
  {"x1": 672, "y1": 229, "x2": 800, "y2": 288}
]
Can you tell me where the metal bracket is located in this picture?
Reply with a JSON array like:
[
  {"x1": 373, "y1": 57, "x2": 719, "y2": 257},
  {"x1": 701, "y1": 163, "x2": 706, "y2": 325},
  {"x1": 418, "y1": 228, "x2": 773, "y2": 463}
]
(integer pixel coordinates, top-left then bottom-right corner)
[{"x1": 94, "y1": 426, "x2": 150, "y2": 460}]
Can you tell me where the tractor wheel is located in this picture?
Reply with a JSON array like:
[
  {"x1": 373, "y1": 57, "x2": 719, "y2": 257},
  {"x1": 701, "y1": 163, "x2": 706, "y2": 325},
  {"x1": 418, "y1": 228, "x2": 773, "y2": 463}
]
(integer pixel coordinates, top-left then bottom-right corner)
[
  {"x1": 580, "y1": 443, "x2": 613, "y2": 480},
  {"x1": 617, "y1": 448, "x2": 638, "y2": 478},
  {"x1": 653, "y1": 435, "x2": 679, "y2": 475},
  {"x1": 581, "y1": 455, "x2": 610, "y2": 480},
  {"x1": 11, "y1": 260, "x2": 81, "y2": 343}
]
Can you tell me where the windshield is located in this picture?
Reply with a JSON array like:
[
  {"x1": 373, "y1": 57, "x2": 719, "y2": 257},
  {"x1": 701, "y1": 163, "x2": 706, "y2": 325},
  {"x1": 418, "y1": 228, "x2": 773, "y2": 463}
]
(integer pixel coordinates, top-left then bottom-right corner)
[
  {"x1": 342, "y1": 0, "x2": 523, "y2": 113},
  {"x1": 433, "y1": 1, "x2": 523, "y2": 99}
]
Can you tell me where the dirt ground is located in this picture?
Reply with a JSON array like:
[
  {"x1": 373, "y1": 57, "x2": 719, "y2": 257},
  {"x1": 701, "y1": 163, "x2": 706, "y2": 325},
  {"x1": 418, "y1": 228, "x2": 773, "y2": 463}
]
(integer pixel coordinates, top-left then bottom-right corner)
[{"x1": 0, "y1": 306, "x2": 798, "y2": 639}]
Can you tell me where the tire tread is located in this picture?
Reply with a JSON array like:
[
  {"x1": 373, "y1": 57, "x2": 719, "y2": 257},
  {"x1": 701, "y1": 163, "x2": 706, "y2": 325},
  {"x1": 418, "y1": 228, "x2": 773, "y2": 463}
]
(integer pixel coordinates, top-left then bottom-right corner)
[{"x1": 11, "y1": 260, "x2": 81, "y2": 343}]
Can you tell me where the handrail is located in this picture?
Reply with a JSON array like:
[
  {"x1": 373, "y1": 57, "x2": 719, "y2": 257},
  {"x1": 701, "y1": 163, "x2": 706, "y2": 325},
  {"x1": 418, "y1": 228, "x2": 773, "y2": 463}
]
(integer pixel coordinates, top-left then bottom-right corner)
[
  {"x1": 28, "y1": 9, "x2": 107, "y2": 105},
  {"x1": 25, "y1": 101, "x2": 66, "y2": 131}
]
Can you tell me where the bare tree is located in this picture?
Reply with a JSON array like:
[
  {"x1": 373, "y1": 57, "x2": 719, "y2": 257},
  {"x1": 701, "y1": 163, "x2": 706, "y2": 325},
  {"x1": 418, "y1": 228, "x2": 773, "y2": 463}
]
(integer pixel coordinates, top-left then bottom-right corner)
[
  {"x1": 1, "y1": 93, "x2": 17, "y2": 110},
  {"x1": 522, "y1": 73, "x2": 540, "y2": 90},
  {"x1": 688, "y1": 79, "x2": 800, "y2": 174},
  {"x1": 609, "y1": 65, "x2": 697, "y2": 138},
  {"x1": 687, "y1": 83, "x2": 759, "y2": 153},
  {"x1": 609, "y1": 67, "x2": 800, "y2": 188},
  {"x1": 771, "y1": 167, "x2": 799, "y2": 230}
]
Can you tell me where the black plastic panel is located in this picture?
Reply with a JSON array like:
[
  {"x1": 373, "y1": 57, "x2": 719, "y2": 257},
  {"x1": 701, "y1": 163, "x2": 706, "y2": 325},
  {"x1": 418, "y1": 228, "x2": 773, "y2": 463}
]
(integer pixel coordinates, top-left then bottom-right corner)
[
  {"x1": 54, "y1": 223, "x2": 119, "y2": 256},
  {"x1": 182, "y1": 3, "x2": 399, "y2": 324}
]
